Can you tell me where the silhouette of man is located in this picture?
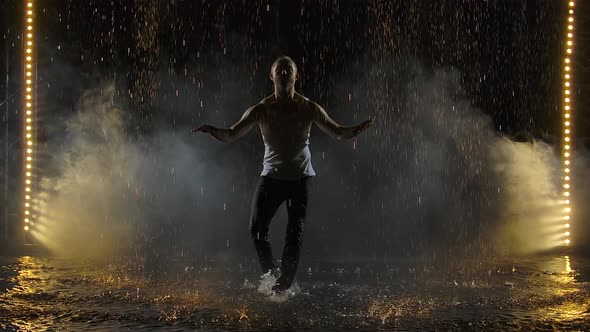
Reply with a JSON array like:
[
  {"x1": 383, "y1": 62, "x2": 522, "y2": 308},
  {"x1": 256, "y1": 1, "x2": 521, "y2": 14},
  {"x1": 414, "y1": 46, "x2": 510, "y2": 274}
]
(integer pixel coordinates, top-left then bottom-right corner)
[{"x1": 193, "y1": 55, "x2": 375, "y2": 293}]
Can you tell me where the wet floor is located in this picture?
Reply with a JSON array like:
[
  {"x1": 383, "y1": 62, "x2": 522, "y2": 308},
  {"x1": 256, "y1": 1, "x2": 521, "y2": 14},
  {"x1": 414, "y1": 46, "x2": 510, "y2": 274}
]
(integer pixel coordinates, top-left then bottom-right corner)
[{"x1": 0, "y1": 254, "x2": 589, "y2": 331}]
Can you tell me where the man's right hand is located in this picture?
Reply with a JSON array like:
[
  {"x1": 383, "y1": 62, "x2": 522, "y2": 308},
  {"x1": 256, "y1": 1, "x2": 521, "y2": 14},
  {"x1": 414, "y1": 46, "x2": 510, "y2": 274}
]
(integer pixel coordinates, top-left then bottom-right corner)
[
  {"x1": 192, "y1": 124, "x2": 215, "y2": 133},
  {"x1": 192, "y1": 124, "x2": 234, "y2": 143}
]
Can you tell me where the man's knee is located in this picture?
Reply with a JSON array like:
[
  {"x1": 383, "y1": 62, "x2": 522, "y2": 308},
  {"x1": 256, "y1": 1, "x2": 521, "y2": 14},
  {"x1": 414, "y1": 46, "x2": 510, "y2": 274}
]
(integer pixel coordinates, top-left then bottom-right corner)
[
  {"x1": 251, "y1": 229, "x2": 263, "y2": 241},
  {"x1": 286, "y1": 212, "x2": 306, "y2": 232},
  {"x1": 285, "y1": 222, "x2": 304, "y2": 245},
  {"x1": 249, "y1": 221, "x2": 259, "y2": 240},
  {"x1": 250, "y1": 218, "x2": 268, "y2": 241}
]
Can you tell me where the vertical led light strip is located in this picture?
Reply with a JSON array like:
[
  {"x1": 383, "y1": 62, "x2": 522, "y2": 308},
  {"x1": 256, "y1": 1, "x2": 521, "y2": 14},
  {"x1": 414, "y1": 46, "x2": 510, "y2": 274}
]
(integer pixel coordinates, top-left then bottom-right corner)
[
  {"x1": 562, "y1": 1, "x2": 575, "y2": 246},
  {"x1": 23, "y1": 1, "x2": 34, "y2": 233}
]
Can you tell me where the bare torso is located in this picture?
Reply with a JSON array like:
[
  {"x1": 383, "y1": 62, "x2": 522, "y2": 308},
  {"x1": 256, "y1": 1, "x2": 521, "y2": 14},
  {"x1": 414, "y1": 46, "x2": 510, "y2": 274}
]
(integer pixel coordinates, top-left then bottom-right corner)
[{"x1": 256, "y1": 92, "x2": 316, "y2": 179}]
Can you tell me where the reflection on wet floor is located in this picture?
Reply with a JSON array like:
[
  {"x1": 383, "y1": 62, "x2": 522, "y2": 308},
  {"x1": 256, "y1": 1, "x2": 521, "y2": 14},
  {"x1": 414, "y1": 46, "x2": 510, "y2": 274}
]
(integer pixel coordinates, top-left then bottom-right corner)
[{"x1": 0, "y1": 254, "x2": 589, "y2": 331}]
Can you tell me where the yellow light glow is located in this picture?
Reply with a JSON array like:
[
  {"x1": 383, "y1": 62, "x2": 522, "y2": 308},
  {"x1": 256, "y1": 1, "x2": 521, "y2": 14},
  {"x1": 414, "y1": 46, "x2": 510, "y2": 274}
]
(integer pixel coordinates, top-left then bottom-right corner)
[
  {"x1": 562, "y1": 5, "x2": 574, "y2": 246},
  {"x1": 565, "y1": 223, "x2": 570, "y2": 228},
  {"x1": 24, "y1": 2, "x2": 35, "y2": 231}
]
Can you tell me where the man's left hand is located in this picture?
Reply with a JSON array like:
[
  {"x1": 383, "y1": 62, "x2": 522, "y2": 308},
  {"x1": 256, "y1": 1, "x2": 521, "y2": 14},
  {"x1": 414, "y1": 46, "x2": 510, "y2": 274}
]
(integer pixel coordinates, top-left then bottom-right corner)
[{"x1": 353, "y1": 116, "x2": 376, "y2": 135}]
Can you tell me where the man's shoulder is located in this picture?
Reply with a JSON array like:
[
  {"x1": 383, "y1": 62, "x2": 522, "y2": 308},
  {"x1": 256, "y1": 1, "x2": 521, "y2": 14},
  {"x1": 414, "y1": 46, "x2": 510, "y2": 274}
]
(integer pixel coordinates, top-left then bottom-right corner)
[
  {"x1": 293, "y1": 92, "x2": 309, "y2": 102},
  {"x1": 260, "y1": 94, "x2": 274, "y2": 105},
  {"x1": 240, "y1": 102, "x2": 266, "y2": 122},
  {"x1": 250, "y1": 99, "x2": 269, "y2": 113},
  {"x1": 294, "y1": 93, "x2": 319, "y2": 111}
]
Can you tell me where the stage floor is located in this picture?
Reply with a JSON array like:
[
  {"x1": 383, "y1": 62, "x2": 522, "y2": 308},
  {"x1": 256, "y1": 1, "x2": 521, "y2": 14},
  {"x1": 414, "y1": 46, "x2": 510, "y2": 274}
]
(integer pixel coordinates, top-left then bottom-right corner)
[{"x1": 1, "y1": 254, "x2": 589, "y2": 331}]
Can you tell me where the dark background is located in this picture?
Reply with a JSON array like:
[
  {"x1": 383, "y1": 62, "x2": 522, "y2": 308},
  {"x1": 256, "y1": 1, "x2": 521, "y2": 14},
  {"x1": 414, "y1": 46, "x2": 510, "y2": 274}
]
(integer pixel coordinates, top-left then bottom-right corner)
[
  {"x1": 1, "y1": 1, "x2": 588, "y2": 262},
  {"x1": 4, "y1": 1, "x2": 584, "y2": 135}
]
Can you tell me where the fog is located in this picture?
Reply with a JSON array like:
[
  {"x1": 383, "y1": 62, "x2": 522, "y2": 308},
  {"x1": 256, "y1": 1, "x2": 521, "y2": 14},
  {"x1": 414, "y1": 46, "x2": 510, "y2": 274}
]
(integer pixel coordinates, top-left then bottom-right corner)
[{"x1": 31, "y1": 56, "x2": 584, "y2": 269}]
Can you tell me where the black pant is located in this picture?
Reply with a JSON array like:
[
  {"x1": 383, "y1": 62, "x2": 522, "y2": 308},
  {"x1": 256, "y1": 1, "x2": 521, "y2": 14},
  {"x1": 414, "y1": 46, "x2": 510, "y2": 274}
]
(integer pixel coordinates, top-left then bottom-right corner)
[{"x1": 249, "y1": 175, "x2": 313, "y2": 287}]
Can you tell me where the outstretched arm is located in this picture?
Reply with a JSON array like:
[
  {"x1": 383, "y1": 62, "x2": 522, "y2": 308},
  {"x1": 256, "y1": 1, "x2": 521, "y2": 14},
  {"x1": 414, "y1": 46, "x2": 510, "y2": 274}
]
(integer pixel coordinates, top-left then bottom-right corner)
[
  {"x1": 312, "y1": 102, "x2": 375, "y2": 140},
  {"x1": 193, "y1": 104, "x2": 261, "y2": 143}
]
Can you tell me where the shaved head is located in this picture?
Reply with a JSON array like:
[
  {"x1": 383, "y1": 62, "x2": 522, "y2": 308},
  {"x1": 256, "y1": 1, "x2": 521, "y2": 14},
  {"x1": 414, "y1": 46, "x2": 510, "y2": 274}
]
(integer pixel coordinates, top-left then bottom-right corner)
[
  {"x1": 271, "y1": 55, "x2": 298, "y2": 75},
  {"x1": 269, "y1": 55, "x2": 299, "y2": 98}
]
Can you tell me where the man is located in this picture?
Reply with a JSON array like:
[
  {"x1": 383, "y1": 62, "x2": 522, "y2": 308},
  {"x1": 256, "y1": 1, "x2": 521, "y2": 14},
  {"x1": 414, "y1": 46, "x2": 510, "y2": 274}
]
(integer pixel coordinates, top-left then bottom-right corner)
[{"x1": 193, "y1": 55, "x2": 375, "y2": 293}]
